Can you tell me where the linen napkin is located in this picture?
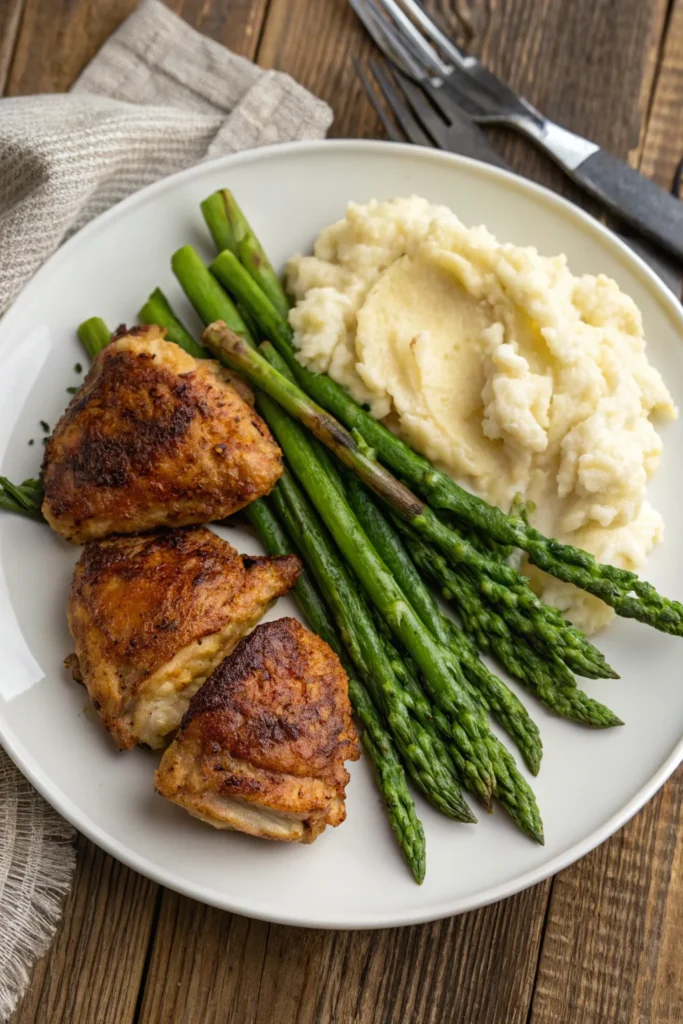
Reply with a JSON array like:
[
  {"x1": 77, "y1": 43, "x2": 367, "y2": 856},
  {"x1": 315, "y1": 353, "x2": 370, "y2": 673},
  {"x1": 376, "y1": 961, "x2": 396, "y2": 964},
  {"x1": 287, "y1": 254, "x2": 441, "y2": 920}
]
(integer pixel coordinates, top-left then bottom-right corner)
[{"x1": 0, "y1": 1, "x2": 332, "y2": 1017}]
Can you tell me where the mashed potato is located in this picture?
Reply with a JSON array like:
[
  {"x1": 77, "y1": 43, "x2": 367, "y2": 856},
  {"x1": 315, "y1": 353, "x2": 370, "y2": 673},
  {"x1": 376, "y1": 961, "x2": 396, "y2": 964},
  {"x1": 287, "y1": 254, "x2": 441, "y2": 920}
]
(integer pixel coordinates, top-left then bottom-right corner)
[{"x1": 287, "y1": 197, "x2": 676, "y2": 634}]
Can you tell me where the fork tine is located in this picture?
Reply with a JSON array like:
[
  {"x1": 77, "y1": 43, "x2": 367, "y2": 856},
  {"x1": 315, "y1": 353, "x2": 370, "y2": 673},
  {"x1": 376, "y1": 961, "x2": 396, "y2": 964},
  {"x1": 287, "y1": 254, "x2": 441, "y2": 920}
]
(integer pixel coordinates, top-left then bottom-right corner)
[
  {"x1": 353, "y1": 59, "x2": 405, "y2": 143},
  {"x1": 390, "y1": 65, "x2": 449, "y2": 147},
  {"x1": 348, "y1": 0, "x2": 426, "y2": 80},
  {"x1": 368, "y1": 58, "x2": 432, "y2": 147},
  {"x1": 398, "y1": 0, "x2": 469, "y2": 67},
  {"x1": 376, "y1": 0, "x2": 452, "y2": 77},
  {"x1": 350, "y1": 0, "x2": 497, "y2": 118}
]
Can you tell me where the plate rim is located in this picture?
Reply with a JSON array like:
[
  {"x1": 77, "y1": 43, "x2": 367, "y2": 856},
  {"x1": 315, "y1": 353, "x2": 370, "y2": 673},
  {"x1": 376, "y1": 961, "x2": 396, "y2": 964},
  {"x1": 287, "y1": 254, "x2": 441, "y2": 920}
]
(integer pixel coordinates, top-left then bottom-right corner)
[{"x1": 1, "y1": 137, "x2": 682, "y2": 930}]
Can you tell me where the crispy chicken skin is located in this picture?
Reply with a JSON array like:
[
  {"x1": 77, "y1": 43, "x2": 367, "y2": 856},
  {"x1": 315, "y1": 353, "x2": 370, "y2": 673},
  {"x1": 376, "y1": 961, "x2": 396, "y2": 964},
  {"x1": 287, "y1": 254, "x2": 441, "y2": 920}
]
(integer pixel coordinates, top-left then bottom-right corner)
[
  {"x1": 67, "y1": 527, "x2": 300, "y2": 750},
  {"x1": 42, "y1": 325, "x2": 283, "y2": 542},
  {"x1": 155, "y1": 617, "x2": 359, "y2": 843}
]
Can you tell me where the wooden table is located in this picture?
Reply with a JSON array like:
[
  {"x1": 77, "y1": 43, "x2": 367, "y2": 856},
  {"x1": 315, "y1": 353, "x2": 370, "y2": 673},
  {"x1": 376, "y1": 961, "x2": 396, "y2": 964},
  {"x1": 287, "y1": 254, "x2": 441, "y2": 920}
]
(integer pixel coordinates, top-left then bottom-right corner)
[{"x1": 3, "y1": 1, "x2": 683, "y2": 1021}]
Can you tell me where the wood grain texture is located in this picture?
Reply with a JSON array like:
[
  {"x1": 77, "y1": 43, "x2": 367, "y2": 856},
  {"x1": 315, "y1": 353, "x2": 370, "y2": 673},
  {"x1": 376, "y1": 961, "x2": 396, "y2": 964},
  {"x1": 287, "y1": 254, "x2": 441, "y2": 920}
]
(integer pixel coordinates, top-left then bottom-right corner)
[
  {"x1": 10, "y1": 834, "x2": 159, "y2": 1024},
  {"x1": 640, "y1": 0, "x2": 683, "y2": 186},
  {"x1": 0, "y1": 0, "x2": 24, "y2": 93},
  {"x1": 529, "y1": 766, "x2": 683, "y2": 1024},
  {"x1": 5, "y1": 0, "x2": 271, "y2": 96},
  {"x1": 257, "y1": 0, "x2": 379, "y2": 139},
  {"x1": 137, "y1": 881, "x2": 551, "y2": 1024}
]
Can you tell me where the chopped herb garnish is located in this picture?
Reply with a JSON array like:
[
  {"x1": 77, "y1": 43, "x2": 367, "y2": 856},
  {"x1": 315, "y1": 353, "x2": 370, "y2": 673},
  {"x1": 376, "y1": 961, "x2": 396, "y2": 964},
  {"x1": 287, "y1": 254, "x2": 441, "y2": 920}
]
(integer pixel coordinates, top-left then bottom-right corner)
[
  {"x1": 74, "y1": 363, "x2": 83, "y2": 374},
  {"x1": 42, "y1": 437, "x2": 49, "y2": 445},
  {"x1": 28, "y1": 439, "x2": 34, "y2": 446},
  {"x1": 39, "y1": 420, "x2": 50, "y2": 433},
  {"x1": 66, "y1": 386, "x2": 78, "y2": 394}
]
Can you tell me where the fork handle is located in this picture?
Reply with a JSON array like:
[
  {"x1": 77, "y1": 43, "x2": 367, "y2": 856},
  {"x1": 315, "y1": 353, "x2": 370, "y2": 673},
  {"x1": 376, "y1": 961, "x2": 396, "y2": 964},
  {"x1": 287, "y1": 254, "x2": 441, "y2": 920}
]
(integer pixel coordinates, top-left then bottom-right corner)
[
  {"x1": 522, "y1": 119, "x2": 683, "y2": 262},
  {"x1": 569, "y1": 149, "x2": 683, "y2": 262}
]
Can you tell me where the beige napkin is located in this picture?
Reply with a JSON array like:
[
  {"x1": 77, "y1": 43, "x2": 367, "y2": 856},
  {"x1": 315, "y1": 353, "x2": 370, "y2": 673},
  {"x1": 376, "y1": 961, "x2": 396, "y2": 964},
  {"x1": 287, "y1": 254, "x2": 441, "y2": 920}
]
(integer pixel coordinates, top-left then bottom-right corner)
[{"x1": 0, "y1": 2, "x2": 332, "y2": 1017}]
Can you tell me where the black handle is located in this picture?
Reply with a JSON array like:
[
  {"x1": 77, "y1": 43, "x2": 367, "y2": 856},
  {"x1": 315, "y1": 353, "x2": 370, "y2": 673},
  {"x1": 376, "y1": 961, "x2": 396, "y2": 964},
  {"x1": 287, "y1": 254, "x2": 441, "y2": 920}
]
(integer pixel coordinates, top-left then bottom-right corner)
[{"x1": 573, "y1": 149, "x2": 683, "y2": 262}]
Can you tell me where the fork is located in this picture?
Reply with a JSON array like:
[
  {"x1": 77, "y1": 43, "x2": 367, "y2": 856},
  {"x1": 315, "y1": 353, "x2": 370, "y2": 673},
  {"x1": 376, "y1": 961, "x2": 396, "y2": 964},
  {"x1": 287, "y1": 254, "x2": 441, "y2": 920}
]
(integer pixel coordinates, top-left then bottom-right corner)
[
  {"x1": 350, "y1": 0, "x2": 683, "y2": 263},
  {"x1": 355, "y1": 56, "x2": 683, "y2": 296}
]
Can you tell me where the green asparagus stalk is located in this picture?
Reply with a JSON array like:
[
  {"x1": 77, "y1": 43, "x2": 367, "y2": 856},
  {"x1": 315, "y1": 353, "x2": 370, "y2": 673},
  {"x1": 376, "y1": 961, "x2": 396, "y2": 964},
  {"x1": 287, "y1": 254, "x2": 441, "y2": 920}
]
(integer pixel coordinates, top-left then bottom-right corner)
[
  {"x1": 77, "y1": 317, "x2": 111, "y2": 360},
  {"x1": 200, "y1": 191, "x2": 238, "y2": 256},
  {"x1": 257, "y1": 343, "x2": 544, "y2": 841},
  {"x1": 138, "y1": 288, "x2": 206, "y2": 357},
  {"x1": 245, "y1": 496, "x2": 426, "y2": 883},
  {"x1": 171, "y1": 246, "x2": 253, "y2": 344},
  {"x1": 202, "y1": 189, "x2": 290, "y2": 321},
  {"x1": 343, "y1": 471, "x2": 543, "y2": 775},
  {"x1": 406, "y1": 528, "x2": 623, "y2": 728},
  {"x1": 271, "y1": 470, "x2": 476, "y2": 822},
  {"x1": 206, "y1": 235, "x2": 683, "y2": 635},
  {"x1": 349, "y1": 678, "x2": 427, "y2": 882},
  {"x1": 202, "y1": 323, "x2": 616, "y2": 682},
  {"x1": 211, "y1": 249, "x2": 290, "y2": 348},
  {"x1": 468, "y1": 568, "x2": 616, "y2": 680},
  {"x1": 376, "y1": 626, "x2": 544, "y2": 840}
]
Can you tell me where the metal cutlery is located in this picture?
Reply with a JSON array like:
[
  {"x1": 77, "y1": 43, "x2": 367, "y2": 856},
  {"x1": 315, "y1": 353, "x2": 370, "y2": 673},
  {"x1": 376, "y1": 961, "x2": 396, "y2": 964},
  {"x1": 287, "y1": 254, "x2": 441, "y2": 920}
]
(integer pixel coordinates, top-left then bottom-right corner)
[
  {"x1": 349, "y1": 0, "x2": 683, "y2": 263},
  {"x1": 354, "y1": 55, "x2": 683, "y2": 296}
]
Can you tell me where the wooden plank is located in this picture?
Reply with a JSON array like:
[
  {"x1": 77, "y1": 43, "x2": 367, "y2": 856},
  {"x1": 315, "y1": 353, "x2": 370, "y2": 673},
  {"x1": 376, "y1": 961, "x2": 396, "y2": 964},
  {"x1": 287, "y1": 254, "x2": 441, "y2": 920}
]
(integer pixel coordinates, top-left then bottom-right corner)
[
  {"x1": 255, "y1": 0, "x2": 382, "y2": 140},
  {"x1": 639, "y1": 0, "x2": 683, "y2": 186},
  {"x1": 529, "y1": 767, "x2": 683, "y2": 1024},
  {"x1": 10, "y1": 834, "x2": 159, "y2": 1024},
  {"x1": 5, "y1": 0, "x2": 270, "y2": 97},
  {"x1": 6, "y1": 0, "x2": 138, "y2": 96},
  {"x1": 0, "y1": 0, "x2": 25, "y2": 94},
  {"x1": 136, "y1": 891, "x2": 271, "y2": 1023},
  {"x1": 137, "y1": 882, "x2": 551, "y2": 1024}
]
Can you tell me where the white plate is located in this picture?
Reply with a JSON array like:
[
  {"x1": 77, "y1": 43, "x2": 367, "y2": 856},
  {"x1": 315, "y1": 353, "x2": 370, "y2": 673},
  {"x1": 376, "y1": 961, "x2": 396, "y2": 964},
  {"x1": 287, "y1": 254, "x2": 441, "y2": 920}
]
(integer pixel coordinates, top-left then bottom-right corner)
[{"x1": 1, "y1": 140, "x2": 682, "y2": 930}]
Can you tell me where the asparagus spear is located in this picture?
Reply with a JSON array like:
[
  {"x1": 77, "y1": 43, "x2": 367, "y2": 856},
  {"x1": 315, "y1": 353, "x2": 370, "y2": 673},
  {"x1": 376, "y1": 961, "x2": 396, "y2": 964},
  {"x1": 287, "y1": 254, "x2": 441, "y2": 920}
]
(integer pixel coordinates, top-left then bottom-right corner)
[
  {"x1": 202, "y1": 324, "x2": 616, "y2": 682},
  {"x1": 376, "y1": 625, "x2": 544, "y2": 841},
  {"x1": 257, "y1": 344, "x2": 544, "y2": 842},
  {"x1": 406, "y1": 528, "x2": 623, "y2": 728},
  {"x1": 245, "y1": 495, "x2": 426, "y2": 883},
  {"x1": 343, "y1": 471, "x2": 543, "y2": 775},
  {"x1": 202, "y1": 189, "x2": 290, "y2": 321},
  {"x1": 200, "y1": 191, "x2": 238, "y2": 256},
  {"x1": 349, "y1": 678, "x2": 428, "y2": 883},
  {"x1": 271, "y1": 470, "x2": 476, "y2": 822},
  {"x1": 207, "y1": 239, "x2": 683, "y2": 636},
  {"x1": 138, "y1": 288, "x2": 206, "y2": 357},
  {"x1": 171, "y1": 246, "x2": 253, "y2": 344},
  {"x1": 77, "y1": 317, "x2": 111, "y2": 360}
]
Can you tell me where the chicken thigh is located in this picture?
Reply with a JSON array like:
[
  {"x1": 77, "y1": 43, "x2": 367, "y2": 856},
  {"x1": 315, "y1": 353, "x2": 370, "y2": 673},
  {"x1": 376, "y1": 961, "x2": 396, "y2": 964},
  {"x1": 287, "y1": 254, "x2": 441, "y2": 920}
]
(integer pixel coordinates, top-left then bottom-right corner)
[
  {"x1": 67, "y1": 527, "x2": 300, "y2": 750},
  {"x1": 155, "y1": 617, "x2": 359, "y2": 843},
  {"x1": 43, "y1": 326, "x2": 282, "y2": 542}
]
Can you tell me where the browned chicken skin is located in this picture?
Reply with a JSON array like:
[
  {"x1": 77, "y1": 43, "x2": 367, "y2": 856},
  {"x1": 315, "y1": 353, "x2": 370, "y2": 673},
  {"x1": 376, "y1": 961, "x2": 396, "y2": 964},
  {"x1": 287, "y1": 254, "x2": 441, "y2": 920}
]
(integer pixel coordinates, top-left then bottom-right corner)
[
  {"x1": 155, "y1": 617, "x2": 360, "y2": 843},
  {"x1": 67, "y1": 527, "x2": 301, "y2": 750},
  {"x1": 42, "y1": 325, "x2": 282, "y2": 542}
]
